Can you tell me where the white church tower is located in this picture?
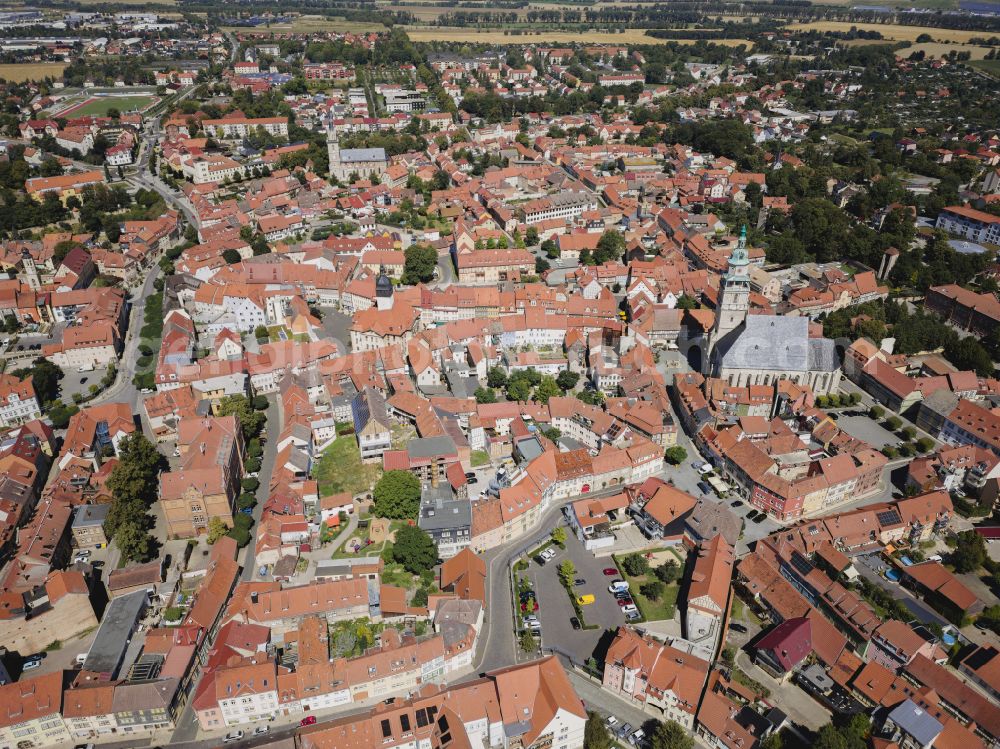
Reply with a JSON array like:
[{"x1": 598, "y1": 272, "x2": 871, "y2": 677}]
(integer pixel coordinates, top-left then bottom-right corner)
[{"x1": 705, "y1": 226, "x2": 751, "y2": 372}]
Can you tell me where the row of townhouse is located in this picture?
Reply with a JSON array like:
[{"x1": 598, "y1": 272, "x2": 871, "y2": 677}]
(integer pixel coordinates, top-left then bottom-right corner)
[
  {"x1": 297, "y1": 656, "x2": 587, "y2": 749},
  {"x1": 2, "y1": 541, "x2": 241, "y2": 747},
  {"x1": 195, "y1": 603, "x2": 480, "y2": 730}
]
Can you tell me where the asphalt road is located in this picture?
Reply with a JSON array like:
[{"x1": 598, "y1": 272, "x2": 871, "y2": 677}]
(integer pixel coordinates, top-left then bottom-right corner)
[
  {"x1": 241, "y1": 395, "x2": 281, "y2": 582},
  {"x1": 92, "y1": 264, "x2": 162, "y2": 413}
]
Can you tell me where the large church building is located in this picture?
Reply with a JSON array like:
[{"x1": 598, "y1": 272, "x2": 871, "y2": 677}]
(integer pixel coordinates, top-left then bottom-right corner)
[{"x1": 704, "y1": 228, "x2": 842, "y2": 395}]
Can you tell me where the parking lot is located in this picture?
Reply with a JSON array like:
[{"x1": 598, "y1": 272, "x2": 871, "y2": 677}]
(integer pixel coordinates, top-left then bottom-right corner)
[
  {"x1": 522, "y1": 530, "x2": 625, "y2": 665},
  {"x1": 835, "y1": 413, "x2": 904, "y2": 450}
]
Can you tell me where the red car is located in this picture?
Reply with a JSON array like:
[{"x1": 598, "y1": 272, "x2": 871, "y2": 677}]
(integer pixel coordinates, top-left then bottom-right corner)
[
  {"x1": 300, "y1": 716, "x2": 317, "y2": 726},
  {"x1": 603, "y1": 568, "x2": 618, "y2": 576},
  {"x1": 617, "y1": 597, "x2": 635, "y2": 607}
]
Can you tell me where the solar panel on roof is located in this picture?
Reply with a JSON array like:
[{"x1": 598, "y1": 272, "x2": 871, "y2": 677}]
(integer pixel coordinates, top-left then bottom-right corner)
[{"x1": 877, "y1": 509, "x2": 902, "y2": 526}]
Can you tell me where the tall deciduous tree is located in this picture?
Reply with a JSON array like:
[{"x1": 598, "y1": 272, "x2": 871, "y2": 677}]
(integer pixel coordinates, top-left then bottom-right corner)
[{"x1": 373, "y1": 470, "x2": 421, "y2": 519}]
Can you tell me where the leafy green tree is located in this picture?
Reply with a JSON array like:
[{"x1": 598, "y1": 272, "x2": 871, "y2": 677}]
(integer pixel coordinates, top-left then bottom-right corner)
[
  {"x1": 621, "y1": 553, "x2": 650, "y2": 577},
  {"x1": 392, "y1": 525, "x2": 437, "y2": 573},
  {"x1": 474, "y1": 387, "x2": 497, "y2": 404},
  {"x1": 649, "y1": 720, "x2": 694, "y2": 749},
  {"x1": 207, "y1": 517, "x2": 229, "y2": 544},
  {"x1": 869, "y1": 405, "x2": 884, "y2": 420},
  {"x1": 558, "y1": 558, "x2": 576, "y2": 586},
  {"x1": 228, "y1": 513, "x2": 254, "y2": 547},
  {"x1": 487, "y1": 366, "x2": 508, "y2": 388},
  {"x1": 533, "y1": 375, "x2": 561, "y2": 404},
  {"x1": 584, "y1": 712, "x2": 611, "y2": 749},
  {"x1": 556, "y1": 370, "x2": 580, "y2": 391},
  {"x1": 222, "y1": 249, "x2": 241, "y2": 264},
  {"x1": 254, "y1": 325, "x2": 269, "y2": 340},
  {"x1": 12, "y1": 358, "x2": 63, "y2": 404},
  {"x1": 595, "y1": 230, "x2": 625, "y2": 264},
  {"x1": 953, "y1": 530, "x2": 987, "y2": 573},
  {"x1": 664, "y1": 445, "x2": 688, "y2": 465},
  {"x1": 401, "y1": 244, "x2": 438, "y2": 284},
  {"x1": 218, "y1": 394, "x2": 266, "y2": 441},
  {"x1": 115, "y1": 519, "x2": 153, "y2": 563},
  {"x1": 654, "y1": 561, "x2": 680, "y2": 584},
  {"x1": 106, "y1": 433, "x2": 164, "y2": 510},
  {"x1": 551, "y1": 526, "x2": 567, "y2": 546},
  {"x1": 885, "y1": 416, "x2": 902, "y2": 431},
  {"x1": 641, "y1": 580, "x2": 666, "y2": 600},
  {"x1": 373, "y1": 470, "x2": 421, "y2": 519}
]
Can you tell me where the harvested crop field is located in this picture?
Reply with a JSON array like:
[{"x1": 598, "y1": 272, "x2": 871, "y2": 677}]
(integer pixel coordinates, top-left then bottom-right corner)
[
  {"x1": 0, "y1": 63, "x2": 66, "y2": 83},
  {"x1": 785, "y1": 21, "x2": 987, "y2": 44},
  {"x1": 401, "y1": 26, "x2": 752, "y2": 45},
  {"x1": 899, "y1": 41, "x2": 994, "y2": 59}
]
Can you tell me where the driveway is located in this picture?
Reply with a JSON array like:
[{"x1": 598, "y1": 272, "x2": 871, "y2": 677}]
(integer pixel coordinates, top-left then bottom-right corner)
[{"x1": 526, "y1": 529, "x2": 625, "y2": 665}]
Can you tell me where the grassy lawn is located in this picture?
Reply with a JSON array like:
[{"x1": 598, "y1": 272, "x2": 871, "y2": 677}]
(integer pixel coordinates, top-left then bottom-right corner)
[
  {"x1": 612, "y1": 554, "x2": 679, "y2": 622},
  {"x1": 70, "y1": 95, "x2": 157, "y2": 116},
  {"x1": 470, "y1": 450, "x2": 491, "y2": 467},
  {"x1": 314, "y1": 437, "x2": 381, "y2": 498}
]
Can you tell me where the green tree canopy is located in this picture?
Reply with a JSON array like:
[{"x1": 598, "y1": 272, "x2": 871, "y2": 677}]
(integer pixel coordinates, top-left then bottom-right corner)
[
  {"x1": 401, "y1": 244, "x2": 438, "y2": 284},
  {"x1": 373, "y1": 470, "x2": 421, "y2": 519},
  {"x1": 392, "y1": 525, "x2": 437, "y2": 573}
]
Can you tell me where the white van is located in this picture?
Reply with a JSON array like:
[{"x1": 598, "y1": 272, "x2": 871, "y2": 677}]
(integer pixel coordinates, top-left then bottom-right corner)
[{"x1": 608, "y1": 580, "x2": 630, "y2": 594}]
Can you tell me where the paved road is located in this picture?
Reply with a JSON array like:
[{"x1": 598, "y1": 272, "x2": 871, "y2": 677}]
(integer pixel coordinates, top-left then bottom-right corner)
[
  {"x1": 91, "y1": 264, "x2": 162, "y2": 413},
  {"x1": 241, "y1": 394, "x2": 281, "y2": 582}
]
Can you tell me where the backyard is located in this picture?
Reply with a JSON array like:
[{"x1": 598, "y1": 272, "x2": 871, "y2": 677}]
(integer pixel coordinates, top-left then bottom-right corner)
[{"x1": 314, "y1": 436, "x2": 381, "y2": 498}]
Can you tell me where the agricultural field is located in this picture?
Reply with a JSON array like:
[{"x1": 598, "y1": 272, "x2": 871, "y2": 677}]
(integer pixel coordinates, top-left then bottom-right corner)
[
  {"x1": 969, "y1": 58, "x2": 1000, "y2": 76},
  {"x1": 401, "y1": 26, "x2": 751, "y2": 45},
  {"x1": 223, "y1": 17, "x2": 385, "y2": 34},
  {"x1": 0, "y1": 63, "x2": 66, "y2": 83},
  {"x1": 785, "y1": 21, "x2": 988, "y2": 44},
  {"x1": 900, "y1": 41, "x2": 995, "y2": 59}
]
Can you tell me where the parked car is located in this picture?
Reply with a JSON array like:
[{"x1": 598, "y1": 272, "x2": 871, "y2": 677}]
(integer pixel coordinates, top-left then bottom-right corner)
[
  {"x1": 625, "y1": 610, "x2": 642, "y2": 621},
  {"x1": 223, "y1": 731, "x2": 245, "y2": 743},
  {"x1": 253, "y1": 726, "x2": 270, "y2": 736},
  {"x1": 730, "y1": 622, "x2": 748, "y2": 634},
  {"x1": 23, "y1": 658, "x2": 41, "y2": 671},
  {"x1": 608, "y1": 580, "x2": 629, "y2": 593},
  {"x1": 300, "y1": 716, "x2": 317, "y2": 726},
  {"x1": 606, "y1": 716, "x2": 620, "y2": 730},
  {"x1": 616, "y1": 597, "x2": 635, "y2": 608},
  {"x1": 573, "y1": 578, "x2": 586, "y2": 586},
  {"x1": 541, "y1": 547, "x2": 557, "y2": 561},
  {"x1": 603, "y1": 568, "x2": 618, "y2": 576},
  {"x1": 617, "y1": 723, "x2": 634, "y2": 739},
  {"x1": 697, "y1": 481, "x2": 712, "y2": 495},
  {"x1": 622, "y1": 604, "x2": 639, "y2": 616},
  {"x1": 468, "y1": 477, "x2": 479, "y2": 485},
  {"x1": 730, "y1": 500, "x2": 744, "y2": 508},
  {"x1": 577, "y1": 594, "x2": 595, "y2": 605},
  {"x1": 570, "y1": 616, "x2": 581, "y2": 630},
  {"x1": 465, "y1": 472, "x2": 476, "y2": 479},
  {"x1": 629, "y1": 728, "x2": 646, "y2": 746},
  {"x1": 534, "y1": 555, "x2": 547, "y2": 566}
]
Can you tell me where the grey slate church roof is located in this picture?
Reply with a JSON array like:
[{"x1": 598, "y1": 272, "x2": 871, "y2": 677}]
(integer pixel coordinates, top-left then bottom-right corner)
[
  {"x1": 716, "y1": 315, "x2": 839, "y2": 373},
  {"x1": 339, "y1": 147, "x2": 387, "y2": 164}
]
